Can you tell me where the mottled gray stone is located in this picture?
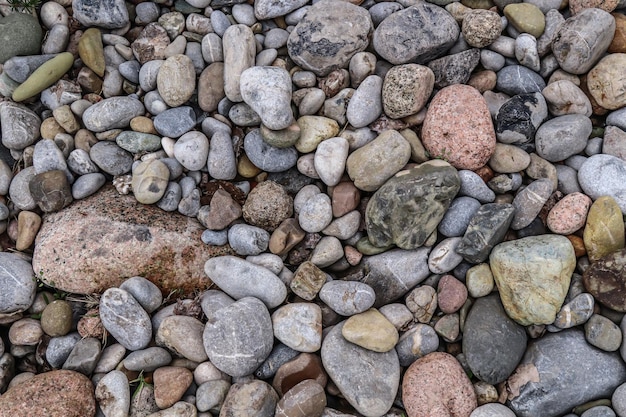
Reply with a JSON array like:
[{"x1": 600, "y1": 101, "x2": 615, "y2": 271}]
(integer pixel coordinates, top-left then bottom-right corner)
[
  {"x1": 463, "y1": 295, "x2": 527, "y2": 385},
  {"x1": 373, "y1": 3, "x2": 459, "y2": 65},
  {"x1": 507, "y1": 330, "x2": 626, "y2": 417},
  {"x1": 202, "y1": 297, "x2": 274, "y2": 377},
  {"x1": 287, "y1": 0, "x2": 373, "y2": 76},
  {"x1": 100, "y1": 288, "x2": 152, "y2": 351},
  {"x1": 457, "y1": 203, "x2": 515, "y2": 263},
  {"x1": 366, "y1": 161, "x2": 460, "y2": 249},
  {"x1": 535, "y1": 114, "x2": 592, "y2": 162}
]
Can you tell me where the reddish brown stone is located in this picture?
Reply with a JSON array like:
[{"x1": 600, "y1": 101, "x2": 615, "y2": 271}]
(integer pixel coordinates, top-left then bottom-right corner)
[
  {"x1": 32, "y1": 185, "x2": 233, "y2": 296},
  {"x1": 0, "y1": 370, "x2": 96, "y2": 417},
  {"x1": 272, "y1": 353, "x2": 327, "y2": 396}
]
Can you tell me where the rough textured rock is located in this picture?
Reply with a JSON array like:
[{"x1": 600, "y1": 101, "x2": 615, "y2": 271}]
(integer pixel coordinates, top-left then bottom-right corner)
[
  {"x1": 0, "y1": 370, "x2": 96, "y2": 417},
  {"x1": 506, "y1": 330, "x2": 626, "y2": 417},
  {"x1": 489, "y1": 235, "x2": 576, "y2": 326},
  {"x1": 32, "y1": 185, "x2": 232, "y2": 296},
  {"x1": 287, "y1": 0, "x2": 373, "y2": 77},
  {"x1": 365, "y1": 160, "x2": 460, "y2": 249},
  {"x1": 321, "y1": 322, "x2": 400, "y2": 417}
]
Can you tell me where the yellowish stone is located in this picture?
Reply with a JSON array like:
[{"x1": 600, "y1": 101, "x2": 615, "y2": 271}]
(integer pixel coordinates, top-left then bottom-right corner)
[
  {"x1": 583, "y1": 196, "x2": 625, "y2": 261},
  {"x1": 341, "y1": 308, "x2": 399, "y2": 352}
]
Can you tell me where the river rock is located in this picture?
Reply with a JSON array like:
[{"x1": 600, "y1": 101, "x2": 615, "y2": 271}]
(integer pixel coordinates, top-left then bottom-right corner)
[
  {"x1": 583, "y1": 248, "x2": 626, "y2": 312},
  {"x1": 373, "y1": 3, "x2": 459, "y2": 65},
  {"x1": 81, "y1": 97, "x2": 145, "y2": 133},
  {"x1": 506, "y1": 330, "x2": 626, "y2": 417},
  {"x1": 0, "y1": 370, "x2": 95, "y2": 417},
  {"x1": 204, "y1": 255, "x2": 287, "y2": 309},
  {"x1": 403, "y1": 352, "x2": 477, "y2": 417},
  {"x1": 203, "y1": 297, "x2": 274, "y2": 377},
  {"x1": 578, "y1": 154, "x2": 626, "y2": 213},
  {"x1": 421, "y1": 84, "x2": 496, "y2": 170},
  {"x1": 321, "y1": 321, "x2": 400, "y2": 417},
  {"x1": 366, "y1": 160, "x2": 460, "y2": 249},
  {"x1": 73, "y1": 0, "x2": 129, "y2": 29},
  {"x1": 0, "y1": 13, "x2": 42, "y2": 64},
  {"x1": 0, "y1": 252, "x2": 36, "y2": 314},
  {"x1": 489, "y1": 235, "x2": 575, "y2": 326},
  {"x1": 240, "y1": 66, "x2": 294, "y2": 131},
  {"x1": 551, "y1": 8, "x2": 616, "y2": 74},
  {"x1": 287, "y1": 0, "x2": 373, "y2": 76},
  {"x1": 463, "y1": 295, "x2": 527, "y2": 385},
  {"x1": 32, "y1": 185, "x2": 232, "y2": 295}
]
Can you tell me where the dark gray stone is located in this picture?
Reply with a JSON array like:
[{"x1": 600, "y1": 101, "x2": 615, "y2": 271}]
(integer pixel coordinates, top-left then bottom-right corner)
[
  {"x1": 507, "y1": 329, "x2": 626, "y2": 417},
  {"x1": 428, "y1": 49, "x2": 480, "y2": 88},
  {"x1": 90, "y1": 141, "x2": 133, "y2": 176},
  {"x1": 463, "y1": 295, "x2": 527, "y2": 385},
  {"x1": 202, "y1": 297, "x2": 273, "y2": 377},
  {"x1": 496, "y1": 65, "x2": 546, "y2": 96},
  {"x1": 373, "y1": 3, "x2": 459, "y2": 65},
  {"x1": 287, "y1": 0, "x2": 373, "y2": 76},
  {"x1": 457, "y1": 203, "x2": 515, "y2": 263},
  {"x1": 153, "y1": 107, "x2": 197, "y2": 138},
  {"x1": 511, "y1": 178, "x2": 553, "y2": 230},
  {"x1": 535, "y1": 114, "x2": 592, "y2": 162},
  {"x1": 338, "y1": 248, "x2": 430, "y2": 306},
  {"x1": 73, "y1": 0, "x2": 130, "y2": 29},
  {"x1": 254, "y1": 343, "x2": 299, "y2": 379},
  {"x1": 3, "y1": 54, "x2": 56, "y2": 83},
  {"x1": 438, "y1": 197, "x2": 482, "y2": 238},
  {"x1": 243, "y1": 128, "x2": 298, "y2": 173},
  {"x1": 365, "y1": 161, "x2": 460, "y2": 249},
  {"x1": 496, "y1": 93, "x2": 548, "y2": 145},
  {"x1": 321, "y1": 321, "x2": 400, "y2": 416}
]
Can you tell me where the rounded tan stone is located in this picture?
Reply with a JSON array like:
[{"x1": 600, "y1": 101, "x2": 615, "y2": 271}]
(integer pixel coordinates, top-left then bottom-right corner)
[
  {"x1": 403, "y1": 352, "x2": 477, "y2": 417},
  {"x1": 422, "y1": 84, "x2": 496, "y2": 170},
  {"x1": 547, "y1": 192, "x2": 592, "y2": 235},
  {"x1": 587, "y1": 53, "x2": 626, "y2": 110},
  {"x1": 157, "y1": 54, "x2": 196, "y2": 107},
  {"x1": 342, "y1": 308, "x2": 399, "y2": 352},
  {"x1": 583, "y1": 196, "x2": 626, "y2": 262}
]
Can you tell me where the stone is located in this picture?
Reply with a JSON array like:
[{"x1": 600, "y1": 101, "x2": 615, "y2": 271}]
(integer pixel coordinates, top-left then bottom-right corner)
[
  {"x1": 346, "y1": 129, "x2": 410, "y2": 192},
  {"x1": 204, "y1": 255, "x2": 287, "y2": 309},
  {"x1": 585, "y1": 314, "x2": 622, "y2": 352},
  {"x1": 0, "y1": 252, "x2": 36, "y2": 314},
  {"x1": 552, "y1": 8, "x2": 616, "y2": 75},
  {"x1": 463, "y1": 295, "x2": 527, "y2": 385},
  {"x1": 366, "y1": 160, "x2": 460, "y2": 249},
  {"x1": 100, "y1": 288, "x2": 152, "y2": 351},
  {"x1": 506, "y1": 330, "x2": 626, "y2": 417},
  {"x1": 82, "y1": 97, "x2": 145, "y2": 133},
  {"x1": 240, "y1": 66, "x2": 294, "y2": 131},
  {"x1": 0, "y1": 370, "x2": 95, "y2": 416},
  {"x1": 346, "y1": 75, "x2": 383, "y2": 128},
  {"x1": 422, "y1": 84, "x2": 496, "y2": 170},
  {"x1": 535, "y1": 114, "x2": 592, "y2": 162},
  {"x1": 511, "y1": 178, "x2": 554, "y2": 230},
  {"x1": 0, "y1": 13, "x2": 42, "y2": 64},
  {"x1": 287, "y1": 0, "x2": 372, "y2": 77},
  {"x1": 583, "y1": 196, "x2": 625, "y2": 262},
  {"x1": 503, "y1": 3, "x2": 545, "y2": 38},
  {"x1": 73, "y1": 0, "x2": 129, "y2": 29},
  {"x1": 95, "y1": 370, "x2": 130, "y2": 417},
  {"x1": 203, "y1": 297, "x2": 274, "y2": 377},
  {"x1": 155, "y1": 315, "x2": 208, "y2": 362},
  {"x1": 403, "y1": 352, "x2": 477, "y2": 417},
  {"x1": 275, "y1": 379, "x2": 326, "y2": 417},
  {"x1": 220, "y1": 380, "x2": 278, "y2": 417},
  {"x1": 547, "y1": 192, "x2": 592, "y2": 234},
  {"x1": 223, "y1": 24, "x2": 256, "y2": 102},
  {"x1": 382, "y1": 64, "x2": 434, "y2": 119},
  {"x1": 373, "y1": 3, "x2": 459, "y2": 65},
  {"x1": 322, "y1": 322, "x2": 400, "y2": 417},
  {"x1": 272, "y1": 303, "x2": 322, "y2": 353},
  {"x1": 578, "y1": 155, "x2": 626, "y2": 213},
  {"x1": 341, "y1": 308, "x2": 399, "y2": 352},
  {"x1": 32, "y1": 185, "x2": 232, "y2": 295},
  {"x1": 495, "y1": 93, "x2": 548, "y2": 144},
  {"x1": 583, "y1": 248, "x2": 626, "y2": 312},
  {"x1": 587, "y1": 53, "x2": 626, "y2": 111},
  {"x1": 319, "y1": 281, "x2": 376, "y2": 316},
  {"x1": 457, "y1": 203, "x2": 515, "y2": 263},
  {"x1": 489, "y1": 235, "x2": 576, "y2": 326}
]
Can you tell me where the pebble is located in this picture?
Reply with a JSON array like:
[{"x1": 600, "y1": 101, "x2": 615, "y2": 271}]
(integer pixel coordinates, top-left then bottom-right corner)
[
  {"x1": 99, "y1": 288, "x2": 152, "y2": 351},
  {"x1": 204, "y1": 255, "x2": 287, "y2": 309},
  {"x1": 272, "y1": 303, "x2": 322, "y2": 353},
  {"x1": 319, "y1": 281, "x2": 376, "y2": 316}
]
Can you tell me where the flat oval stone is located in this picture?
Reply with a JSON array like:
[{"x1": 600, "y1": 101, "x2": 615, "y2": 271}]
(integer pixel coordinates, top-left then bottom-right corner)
[
  {"x1": 463, "y1": 295, "x2": 527, "y2": 385},
  {"x1": 287, "y1": 0, "x2": 373, "y2": 76},
  {"x1": 373, "y1": 3, "x2": 459, "y2": 65},
  {"x1": 490, "y1": 235, "x2": 575, "y2": 326},
  {"x1": 552, "y1": 8, "x2": 615, "y2": 75},
  {"x1": 82, "y1": 97, "x2": 145, "y2": 133},
  {"x1": 321, "y1": 321, "x2": 400, "y2": 417},
  {"x1": 100, "y1": 288, "x2": 152, "y2": 351},
  {"x1": 32, "y1": 185, "x2": 233, "y2": 295},
  {"x1": 203, "y1": 297, "x2": 274, "y2": 377},
  {"x1": 319, "y1": 281, "x2": 376, "y2": 316},
  {"x1": 240, "y1": 66, "x2": 294, "y2": 131},
  {"x1": 578, "y1": 154, "x2": 626, "y2": 213},
  {"x1": 204, "y1": 255, "x2": 287, "y2": 309},
  {"x1": 422, "y1": 84, "x2": 496, "y2": 170},
  {"x1": 583, "y1": 248, "x2": 626, "y2": 312}
]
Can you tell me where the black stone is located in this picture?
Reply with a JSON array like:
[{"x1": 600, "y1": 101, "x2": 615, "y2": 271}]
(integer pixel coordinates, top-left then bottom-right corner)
[{"x1": 457, "y1": 203, "x2": 515, "y2": 264}]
